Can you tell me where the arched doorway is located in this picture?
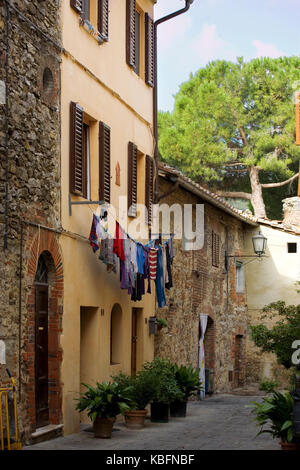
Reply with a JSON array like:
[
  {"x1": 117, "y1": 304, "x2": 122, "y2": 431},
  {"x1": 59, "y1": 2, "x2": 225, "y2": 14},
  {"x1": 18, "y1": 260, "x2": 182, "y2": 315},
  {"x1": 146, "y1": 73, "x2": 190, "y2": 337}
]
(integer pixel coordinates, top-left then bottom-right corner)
[{"x1": 34, "y1": 254, "x2": 50, "y2": 427}]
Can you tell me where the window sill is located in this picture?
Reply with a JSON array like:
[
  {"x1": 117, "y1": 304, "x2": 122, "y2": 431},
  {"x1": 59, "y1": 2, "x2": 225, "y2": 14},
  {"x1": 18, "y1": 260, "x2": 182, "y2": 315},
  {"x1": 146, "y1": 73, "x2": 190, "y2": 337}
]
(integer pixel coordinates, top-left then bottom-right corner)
[{"x1": 79, "y1": 18, "x2": 107, "y2": 45}]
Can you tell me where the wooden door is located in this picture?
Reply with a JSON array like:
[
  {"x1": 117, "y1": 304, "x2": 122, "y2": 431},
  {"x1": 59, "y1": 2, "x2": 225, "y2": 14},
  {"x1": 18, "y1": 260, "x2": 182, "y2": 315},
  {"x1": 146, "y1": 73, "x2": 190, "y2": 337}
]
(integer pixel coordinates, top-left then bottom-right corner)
[
  {"x1": 234, "y1": 335, "x2": 243, "y2": 388},
  {"x1": 131, "y1": 309, "x2": 138, "y2": 376},
  {"x1": 35, "y1": 285, "x2": 49, "y2": 428}
]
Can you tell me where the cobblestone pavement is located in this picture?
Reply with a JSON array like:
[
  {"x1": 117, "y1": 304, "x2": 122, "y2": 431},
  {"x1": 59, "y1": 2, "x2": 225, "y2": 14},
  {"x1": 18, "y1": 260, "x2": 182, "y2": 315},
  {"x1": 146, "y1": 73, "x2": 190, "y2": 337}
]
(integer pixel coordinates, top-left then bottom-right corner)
[{"x1": 24, "y1": 395, "x2": 280, "y2": 451}]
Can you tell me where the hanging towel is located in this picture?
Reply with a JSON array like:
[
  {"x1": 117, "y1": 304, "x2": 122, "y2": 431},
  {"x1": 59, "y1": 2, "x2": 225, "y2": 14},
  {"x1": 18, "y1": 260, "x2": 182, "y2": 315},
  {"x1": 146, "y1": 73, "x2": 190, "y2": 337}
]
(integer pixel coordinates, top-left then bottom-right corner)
[
  {"x1": 155, "y1": 246, "x2": 166, "y2": 308},
  {"x1": 89, "y1": 214, "x2": 100, "y2": 252},
  {"x1": 149, "y1": 247, "x2": 158, "y2": 280}
]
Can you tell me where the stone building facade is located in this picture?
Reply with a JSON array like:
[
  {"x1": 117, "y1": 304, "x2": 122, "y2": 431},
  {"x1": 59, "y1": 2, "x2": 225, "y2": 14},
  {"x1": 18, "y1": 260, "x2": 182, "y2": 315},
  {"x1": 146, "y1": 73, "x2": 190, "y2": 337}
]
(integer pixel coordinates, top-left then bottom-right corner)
[
  {"x1": 155, "y1": 164, "x2": 258, "y2": 393},
  {"x1": 0, "y1": 0, "x2": 62, "y2": 442}
]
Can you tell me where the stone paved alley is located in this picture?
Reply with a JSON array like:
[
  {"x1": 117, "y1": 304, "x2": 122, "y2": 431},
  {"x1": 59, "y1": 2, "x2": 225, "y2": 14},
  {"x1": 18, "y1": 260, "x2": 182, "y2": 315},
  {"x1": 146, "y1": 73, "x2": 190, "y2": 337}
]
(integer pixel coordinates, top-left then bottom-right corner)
[{"x1": 24, "y1": 395, "x2": 279, "y2": 451}]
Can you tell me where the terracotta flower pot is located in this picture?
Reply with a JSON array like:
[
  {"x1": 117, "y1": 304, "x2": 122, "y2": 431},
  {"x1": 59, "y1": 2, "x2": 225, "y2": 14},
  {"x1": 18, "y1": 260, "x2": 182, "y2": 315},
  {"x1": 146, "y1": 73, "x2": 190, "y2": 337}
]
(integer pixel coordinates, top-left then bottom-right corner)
[
  {"x1": 280, "y1": 440, "x2": 300, "y2": 450},
  {"x1": 125, "y1": 410, "x2": 148, "y2": 429},
  {"x1": 93, "y1": 417, "x2": 115, "y2": 438}
]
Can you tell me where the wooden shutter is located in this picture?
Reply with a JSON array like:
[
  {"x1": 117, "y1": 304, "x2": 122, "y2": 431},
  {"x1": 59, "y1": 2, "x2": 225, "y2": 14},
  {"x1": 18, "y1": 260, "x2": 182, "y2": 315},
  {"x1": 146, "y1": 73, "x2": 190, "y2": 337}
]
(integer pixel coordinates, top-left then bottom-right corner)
[
  {"x1": 99, "y1": 121, "x2": 111, "y2": 204},
  {"x1": 128, "y1": 142, "x2": 137, "y2": 217},
  {"x1": 70, "y1": 101, "x2": 84, "y2": 196},
  {"x1": 212, "y1": 231, "x2": 220, "y2": 267},
  {"x1": 126, "y1": 0, "x2": 136, "y2": 68},
  {"x1": 145, "y1": 155, "x2": 154, "y2": 225},
  {"x1": 70, "y1": 0, "x2": 83, "y2": 14},
  {"x1": 98, "y1": 0, "x2": 109, "y2": 40},
  {"x1": 296, "y1": 91, "x2": 300, "y2": 145},
  {"x1": 145, "y1": 13, "x2": 154, "y2": 87}
]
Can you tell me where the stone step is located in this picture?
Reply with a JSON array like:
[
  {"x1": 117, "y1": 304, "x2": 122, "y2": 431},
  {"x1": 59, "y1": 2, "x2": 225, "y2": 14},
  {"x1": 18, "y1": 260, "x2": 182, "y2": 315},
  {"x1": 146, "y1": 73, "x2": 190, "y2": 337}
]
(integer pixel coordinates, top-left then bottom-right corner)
[{"x1": 30, "y1": 424, "x2": 63, "y2": 445}]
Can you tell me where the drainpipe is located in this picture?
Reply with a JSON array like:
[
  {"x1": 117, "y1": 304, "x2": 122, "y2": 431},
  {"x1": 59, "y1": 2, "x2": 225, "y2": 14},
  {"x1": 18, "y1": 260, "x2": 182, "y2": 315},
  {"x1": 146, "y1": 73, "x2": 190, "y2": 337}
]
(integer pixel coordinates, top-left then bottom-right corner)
[{"x1": 153, "y1": 0, "x2": 194, "y2": 203}]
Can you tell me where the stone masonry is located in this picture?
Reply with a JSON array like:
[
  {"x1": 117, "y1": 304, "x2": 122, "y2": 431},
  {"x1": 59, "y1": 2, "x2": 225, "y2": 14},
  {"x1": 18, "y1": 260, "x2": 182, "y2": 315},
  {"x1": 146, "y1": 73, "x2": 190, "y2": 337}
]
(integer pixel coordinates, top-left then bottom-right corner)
[
  {"x1": 155, "y1": 169, "x2": 252, "y2": 393},
  {"x1": 0, "y1": 0, "x2": 62, "y2": 443}
]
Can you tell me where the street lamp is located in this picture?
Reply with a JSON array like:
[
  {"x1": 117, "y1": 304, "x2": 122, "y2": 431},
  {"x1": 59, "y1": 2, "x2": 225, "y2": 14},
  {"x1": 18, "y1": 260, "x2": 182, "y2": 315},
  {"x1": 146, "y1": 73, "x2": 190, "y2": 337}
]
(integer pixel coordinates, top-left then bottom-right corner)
[{"x1": 225, "y1": 230, "x2": 268, "y2": 270}]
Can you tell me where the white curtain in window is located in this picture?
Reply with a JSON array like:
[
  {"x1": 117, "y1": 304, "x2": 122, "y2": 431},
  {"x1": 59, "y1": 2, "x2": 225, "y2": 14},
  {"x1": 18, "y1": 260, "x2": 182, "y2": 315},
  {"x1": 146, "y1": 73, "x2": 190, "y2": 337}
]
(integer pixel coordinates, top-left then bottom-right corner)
[{"x1": 199, "y1": 314, "x2": 208, "y2": 400}]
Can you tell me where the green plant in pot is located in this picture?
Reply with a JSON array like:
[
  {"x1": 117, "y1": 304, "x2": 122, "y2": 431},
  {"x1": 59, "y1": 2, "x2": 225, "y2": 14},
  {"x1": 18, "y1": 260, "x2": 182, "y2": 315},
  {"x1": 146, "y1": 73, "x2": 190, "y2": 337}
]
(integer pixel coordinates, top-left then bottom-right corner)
[
  {"x1": 75, "y1": 381, "x2": 134, "y2": 438},
  {"x1": 170, "y1": 364, "x2": 202, "y2": 418},
  {"x1": 141, "y1": 358, "x2": 184, "y2": 423},
  {"x1": 111, "y1": 371, "x2": 155, "y2": 429},
  {"x1": 249, "y1": 391, "x2": 300, "y2": 450},
  {"x1": 156, "y1": 317, "x2": 168, "y2": 331}
]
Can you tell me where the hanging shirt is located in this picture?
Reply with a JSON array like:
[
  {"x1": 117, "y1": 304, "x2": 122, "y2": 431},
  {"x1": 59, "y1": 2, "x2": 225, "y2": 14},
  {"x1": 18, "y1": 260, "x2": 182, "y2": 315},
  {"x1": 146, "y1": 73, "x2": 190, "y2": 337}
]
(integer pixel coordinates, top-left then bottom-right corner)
[
  {"x1": 149, "y1": 247, "x2": 158, "y2": 280},
  {"x1": 165, "y1": 242, "x2": 173, "y2": 290},
  {"x1": 113, "y1": 221, "x2": 125, "y2": 261},
  {"x1": 136, "y1": 243, "x2": 145, "y2": 275},
  {"x1": 143, "y1": 245, "x2": 151, "y2": 294},
  {"x1": 162, "y1": 244, "x2": 169, "y2": 284}
]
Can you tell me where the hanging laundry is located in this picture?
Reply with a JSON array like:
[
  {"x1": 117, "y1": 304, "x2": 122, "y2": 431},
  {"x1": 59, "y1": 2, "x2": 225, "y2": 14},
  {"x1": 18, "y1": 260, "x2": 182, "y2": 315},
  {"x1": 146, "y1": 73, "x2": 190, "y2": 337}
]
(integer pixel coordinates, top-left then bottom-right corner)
[
  {"x1": 155, "y1": 246, "x2": 166, "y2": 308},
  {"x1": 113, "y1": 221, "x2": 125, "y2": 261},
  {"x1": 162, "y1": 244, "x2": 169, "y2": 285},
  {"x1": 143, "y1": 245, "x2": 151, "y2": 294},
  {"x1": 89, "y1": 214, "x2": 100, "y2": 252},
  {"x1": 165, "y1": 242, "x2": 173, "y2": 290},
  {"x1": 136, "y1": 243, "x2": 145, "y2": 275},
  {"x1": 149, "y1": 246, "x2": 158, "y2": 280}
]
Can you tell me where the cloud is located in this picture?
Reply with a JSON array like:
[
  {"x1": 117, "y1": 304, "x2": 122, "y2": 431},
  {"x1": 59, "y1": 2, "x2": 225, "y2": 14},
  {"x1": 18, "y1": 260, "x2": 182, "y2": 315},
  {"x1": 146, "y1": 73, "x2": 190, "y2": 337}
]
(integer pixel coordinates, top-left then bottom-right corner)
[
  {"x1": 192, "y1": 24, "x2": 237, "y2": 64},
  {"x1": 157, "y1": 14, "x2": 192, "y2": 51},
  {"x1": 252, "y1": 40, "x2": 285, "y2": 58}
]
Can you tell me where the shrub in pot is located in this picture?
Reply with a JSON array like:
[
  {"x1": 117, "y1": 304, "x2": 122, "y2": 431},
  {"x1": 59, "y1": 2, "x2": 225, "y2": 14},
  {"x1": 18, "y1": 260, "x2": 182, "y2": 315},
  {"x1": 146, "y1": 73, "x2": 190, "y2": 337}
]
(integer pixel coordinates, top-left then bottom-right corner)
[
  {"x1": 249, "y1": 391, "x2": 300, "y2": 450},
  {"x1": 75, "y1": 381, "x2": 134, "y2": 438},
  {"x1": 141, "y1": 358, "x2": 184, "y2": 423},
  {"x1": 170, "y1": 364, "x2": 202, "y2": 417},
  {"x1": 111, "y1": 372, "x2": 155, "y2": 429}
]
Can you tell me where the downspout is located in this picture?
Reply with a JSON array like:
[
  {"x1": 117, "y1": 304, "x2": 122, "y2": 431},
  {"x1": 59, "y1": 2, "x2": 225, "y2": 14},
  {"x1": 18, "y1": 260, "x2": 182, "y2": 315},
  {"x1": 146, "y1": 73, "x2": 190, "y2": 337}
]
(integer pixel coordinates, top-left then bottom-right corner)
[{"x1": 153, "y1": 0, "x2": 194, "y2": 203}]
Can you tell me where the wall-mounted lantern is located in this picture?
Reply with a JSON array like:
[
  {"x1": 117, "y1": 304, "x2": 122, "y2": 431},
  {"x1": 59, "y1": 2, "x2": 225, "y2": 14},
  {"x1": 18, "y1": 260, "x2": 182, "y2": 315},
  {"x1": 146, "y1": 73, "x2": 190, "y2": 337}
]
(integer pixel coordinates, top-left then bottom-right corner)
[{"x1": 225, "y1": 231, "x2": 268, "y2": 270}]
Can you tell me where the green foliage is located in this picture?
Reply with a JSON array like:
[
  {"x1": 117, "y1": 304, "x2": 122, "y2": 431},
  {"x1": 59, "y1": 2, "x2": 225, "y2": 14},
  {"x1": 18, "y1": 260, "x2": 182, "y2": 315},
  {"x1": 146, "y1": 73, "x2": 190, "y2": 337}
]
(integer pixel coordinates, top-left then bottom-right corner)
[
  {"x1": 111, "y1": 371, "x2": 155, "y2": 410},
  {"x1": 75, "y1": 381, "x2": 134, "y2": 422},
  {"x1": 158, "y1": 57, "x2": 300, "y2": 216},
  {"x1": 250, "y1": 301, "x2": 300, "y2": 369},
  {"x1": 156, "y1": 317, "x2": 168, "y2": 328},
  {"x1": 249, "y1": 391, "x2": 296, "y2": 443},
  {"x1": 141, "y1": 357, "x2": 184, "y2": 404},
  {"x1": 172, "y1": 364, "x2": 203, "y2": 401},
  {"x1": 259, "y1": 379, "x2": 279, "y2": 393}
]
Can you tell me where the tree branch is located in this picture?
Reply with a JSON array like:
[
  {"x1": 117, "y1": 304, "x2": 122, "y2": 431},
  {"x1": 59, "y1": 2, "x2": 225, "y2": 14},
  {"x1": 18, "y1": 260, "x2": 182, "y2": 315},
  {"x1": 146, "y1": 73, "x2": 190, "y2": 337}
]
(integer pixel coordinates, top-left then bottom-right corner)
[
  {"x1": 216, "y1": 191, "x2": 252, "y2": 200},
  {"x1": 261, "y1": 172, "x2": 299, "y2": 188}
]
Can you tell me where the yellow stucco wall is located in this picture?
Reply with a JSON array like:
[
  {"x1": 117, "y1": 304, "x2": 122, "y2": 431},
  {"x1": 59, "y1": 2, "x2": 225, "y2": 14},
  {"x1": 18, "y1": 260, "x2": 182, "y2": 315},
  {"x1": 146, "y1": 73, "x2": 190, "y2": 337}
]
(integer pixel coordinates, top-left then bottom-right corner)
[
  {"x1": 60, "y1": 0, "x2": 156, "y2": 435},
  {"x1": 245, "y1": 225, "x2": 300, "y2": 385}
]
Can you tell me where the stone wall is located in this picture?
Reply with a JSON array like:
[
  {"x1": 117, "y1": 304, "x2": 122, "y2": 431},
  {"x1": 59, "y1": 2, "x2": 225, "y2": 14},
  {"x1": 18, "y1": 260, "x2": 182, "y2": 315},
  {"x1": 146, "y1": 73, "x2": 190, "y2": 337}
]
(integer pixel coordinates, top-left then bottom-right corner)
[
  {"x1": 155, "y1": 177, "x2": 250, "y2": 393},
  {"x1": 0, "y1": 0, "x2": 62, "y2": 441}
]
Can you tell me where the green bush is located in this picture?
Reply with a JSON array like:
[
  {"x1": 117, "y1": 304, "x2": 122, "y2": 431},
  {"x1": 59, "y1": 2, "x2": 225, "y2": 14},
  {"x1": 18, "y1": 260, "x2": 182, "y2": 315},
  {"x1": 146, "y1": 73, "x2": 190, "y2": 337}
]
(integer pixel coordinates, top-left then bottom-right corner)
[
  {"x1": 259, "y1": 379, "x2": 279, "y2": 394},
  {"x1": 111, "y1": 371, "x2": 155, "y2": 410},
  {"x1": 172, "y1": 364, "x2": 203, "y2": 401},
  {"x1": 75, "y1": 381, "x2": 134, "y2": 422},
  {"x1": 141, "y1": 357, "x2": 184, "y2": 404},
  {"x1": 249, "y1": 391, "x2": 297, "y2": 443}
]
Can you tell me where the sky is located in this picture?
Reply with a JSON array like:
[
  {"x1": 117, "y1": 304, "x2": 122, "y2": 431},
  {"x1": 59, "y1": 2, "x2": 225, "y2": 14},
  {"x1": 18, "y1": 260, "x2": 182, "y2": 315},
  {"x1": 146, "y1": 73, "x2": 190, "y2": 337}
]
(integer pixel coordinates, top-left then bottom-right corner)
[{"x1": 154, "y1": 0, "x2": 300, "y2": 112}]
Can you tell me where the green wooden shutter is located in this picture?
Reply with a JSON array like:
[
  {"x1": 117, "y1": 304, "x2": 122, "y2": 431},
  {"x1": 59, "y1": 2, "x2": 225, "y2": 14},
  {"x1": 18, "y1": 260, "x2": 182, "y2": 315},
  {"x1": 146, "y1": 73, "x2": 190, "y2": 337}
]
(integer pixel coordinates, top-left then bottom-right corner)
[
  {"x1": 99, "y1": 121, "x2": 111, "y2": 204},
  {"x1": 70, "y1": 101, "x2": 84, "y2": 196},
  {"x1": 145, "y1": 155, "x2": 154, "y2": 225},
  {"x1": 98, "y1": 0, "x2": 109, "y2": 41},
  {"x1": 126, "y1": 0, "x2": 136, "y2": 68},
  {"x1": 145, "y1": 13, "x2": 154, "y2": 87},
  {"x1": 128, "y1": 142, "x2": 137, "y2": 217}
]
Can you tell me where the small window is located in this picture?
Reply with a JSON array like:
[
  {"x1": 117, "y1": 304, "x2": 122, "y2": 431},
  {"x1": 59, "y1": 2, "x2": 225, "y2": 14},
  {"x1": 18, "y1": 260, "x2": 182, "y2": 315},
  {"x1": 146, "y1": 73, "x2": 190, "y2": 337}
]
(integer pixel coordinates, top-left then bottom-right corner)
[
  {"x1": 287, "y1": 243, "x2": 297, "y2": 253},
  {"x1": 235, "y1": 261, "x2": 245, "y2": 294}
]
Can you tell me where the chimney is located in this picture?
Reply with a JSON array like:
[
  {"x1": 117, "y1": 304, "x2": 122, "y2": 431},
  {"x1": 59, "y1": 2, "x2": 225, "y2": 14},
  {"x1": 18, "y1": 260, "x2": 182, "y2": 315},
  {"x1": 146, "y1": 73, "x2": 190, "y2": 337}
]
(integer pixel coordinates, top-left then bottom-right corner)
[{"x1": 282, "y1": 197, "x2": 300, "y2": 229}]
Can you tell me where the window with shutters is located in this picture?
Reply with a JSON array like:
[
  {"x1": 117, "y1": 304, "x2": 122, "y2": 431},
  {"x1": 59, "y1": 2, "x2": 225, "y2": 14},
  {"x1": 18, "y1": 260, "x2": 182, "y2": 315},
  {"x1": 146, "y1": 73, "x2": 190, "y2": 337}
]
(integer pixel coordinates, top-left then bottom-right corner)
[
  {"x1": 69, "y1": 101, "x2": 92, "y2": 199},
  {"x1": 70, "y1": 0, "x2": 109, "y2": 42},
  {"x1": 145, "y1": 155, "x2": 154, "y2": 225},
  {"x1": 212, "y1": 231, "x2": 220, "y2": 267},
  {"x1": 99, "y1": 121, "x2": 111, "y2": 204},
  {"x1": 128, "y1": 142, "x2": 138, "y2": 217}
]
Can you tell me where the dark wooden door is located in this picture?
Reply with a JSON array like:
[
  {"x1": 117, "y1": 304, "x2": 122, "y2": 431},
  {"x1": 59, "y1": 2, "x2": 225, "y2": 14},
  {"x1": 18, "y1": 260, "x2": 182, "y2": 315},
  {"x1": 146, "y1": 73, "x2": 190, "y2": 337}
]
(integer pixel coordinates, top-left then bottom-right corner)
[
  {"x1": 35, "y1": 284, "x2": 49, "y2": 427},
  {"x1": 234, "y1": 335, "x2": 243, "y2": 388},
  {"x1": 131, "y1": 309, "x2": 138, "y2": 376}
]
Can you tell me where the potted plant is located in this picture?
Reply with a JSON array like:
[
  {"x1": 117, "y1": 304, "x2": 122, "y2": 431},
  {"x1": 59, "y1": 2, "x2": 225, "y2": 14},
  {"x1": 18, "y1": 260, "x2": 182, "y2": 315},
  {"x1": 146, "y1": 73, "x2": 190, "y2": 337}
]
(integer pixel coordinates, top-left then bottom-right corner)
[
  {"x1": 156, "y1": 317, "x2": 168, "y2": 332},
  {"x1": 141, "y1": 358, "x2": 184, "y2": 423},
  {"x1": 75, "y1": 381, "x2": 134, "y2": 438},
  {"x1": 111, "y1": 371, "x2": 155, "y2": 429},
  {"x1": 170, "y1": 364, "x2": 202, "y2": 418},
  {"x1": 249, "y1": 390, "x2": 300, "y2": 450}
]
